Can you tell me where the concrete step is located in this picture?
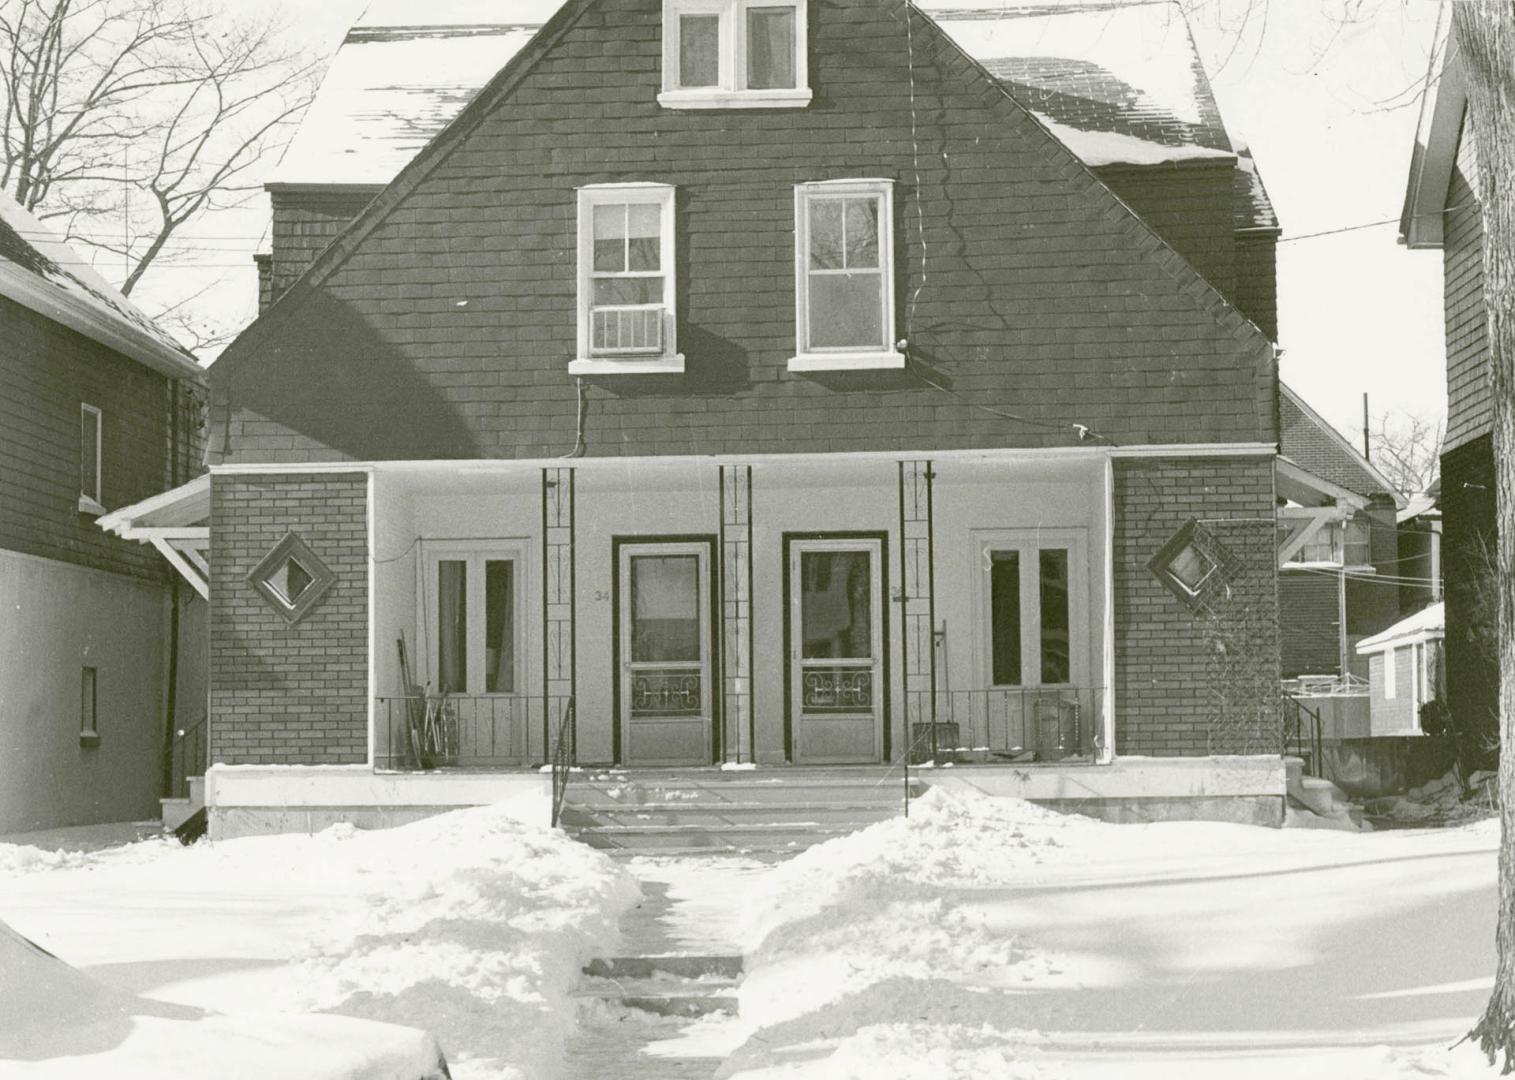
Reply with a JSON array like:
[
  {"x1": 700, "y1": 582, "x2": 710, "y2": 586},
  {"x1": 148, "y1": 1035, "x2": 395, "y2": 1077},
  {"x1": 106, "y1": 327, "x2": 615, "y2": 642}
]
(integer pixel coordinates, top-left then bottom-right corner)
[
  {"x1": 1294, "y1": 776, "x2": 1345, "y2": 818},
  {"x1": 568, "y1": 778, "x2": 923, "y2": 808},
  {"x1": 574, "y1": 821, "x2": 864, "y2": 852},
  {"x1": 160, "y1": 797, "x2": 196, "y2": 831},
  {"x1": 585, "y1": 955, "x2": 743, "y2": 981},
  {"x1": 561, "y1": 802, "x2": 904, "y2": 828}
]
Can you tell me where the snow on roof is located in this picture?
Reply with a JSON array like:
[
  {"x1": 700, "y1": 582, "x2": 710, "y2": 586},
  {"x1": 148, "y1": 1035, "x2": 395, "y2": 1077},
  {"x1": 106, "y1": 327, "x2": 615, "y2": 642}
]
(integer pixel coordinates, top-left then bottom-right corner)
[
  {"x1": 1398, "y1": 491, "x2": 1440, "y2": 524},
  {"x1": 923, "y1": 0, "x2": 1235, "y2": 167},
  {"x1": 1357, "y1": 602, "x2": 1444, "y2": 653},
  {"x1": 1234, "y1": 147, "x2": 1279, "y2": 231},
  {"x1": 277, "y1": 0, "x2": 1244, "y2": 190},
  {"x1": 0, "y1": 195, "x2": 201, "y2": 381},
  {"x1": 268, "y1": 9, "x2": 546, "y2": 188}
]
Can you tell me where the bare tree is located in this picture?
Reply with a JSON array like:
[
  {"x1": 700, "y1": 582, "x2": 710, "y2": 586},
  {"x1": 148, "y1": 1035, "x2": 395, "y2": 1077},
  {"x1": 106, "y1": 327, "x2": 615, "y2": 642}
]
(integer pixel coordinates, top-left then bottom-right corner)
[
  {"x1": 1451, "y1": 1, "x2": 1515, "y2": 1069},
  {"x1": 1369, "y1": 408, "x2": 1443, "y2": 494},
  {"x1": 0, "y1": 0, "x2": 317, "y2": 293}
]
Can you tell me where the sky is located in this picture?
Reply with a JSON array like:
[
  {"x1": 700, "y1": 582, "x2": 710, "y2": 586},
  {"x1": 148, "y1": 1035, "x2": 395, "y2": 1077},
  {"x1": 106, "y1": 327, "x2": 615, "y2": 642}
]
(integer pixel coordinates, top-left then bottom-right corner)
[{"x1": 126, "y1": 0, "x2": 1448, "y2": 447}]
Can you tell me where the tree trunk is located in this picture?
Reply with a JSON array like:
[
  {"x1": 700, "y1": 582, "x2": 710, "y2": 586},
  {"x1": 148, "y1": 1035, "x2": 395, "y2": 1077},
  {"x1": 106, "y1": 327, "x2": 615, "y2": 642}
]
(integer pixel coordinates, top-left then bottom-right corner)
[{"x1": 1458, "y1": 1, "x2": 1515, "y2": 1070}]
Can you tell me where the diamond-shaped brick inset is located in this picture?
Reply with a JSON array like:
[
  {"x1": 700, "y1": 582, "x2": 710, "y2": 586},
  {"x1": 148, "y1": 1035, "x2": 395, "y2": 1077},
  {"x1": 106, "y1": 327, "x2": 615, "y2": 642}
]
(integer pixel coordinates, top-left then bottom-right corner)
[{"x1": 247, "y1": 531, "x2": 336, "y2": 625}]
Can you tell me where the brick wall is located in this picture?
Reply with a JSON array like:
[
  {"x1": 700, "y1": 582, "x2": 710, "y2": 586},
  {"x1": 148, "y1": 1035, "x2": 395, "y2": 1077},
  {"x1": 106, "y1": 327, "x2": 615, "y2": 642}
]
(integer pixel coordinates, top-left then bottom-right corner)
[
  {"x1": 0, "y1": 294, "x2": 176, "y2": 581},
  {"x1": 1444, "y1": 124, "x2": 1490, "y2": 452},
  {"x1": 1279, "y1": 569, "x2": 1339, "y2": 677},
  {"x1": 212, "y1": 0, "x2": 1275, "y2": 465},
  {"x1": 209, "y1": 473, "x2": 368, "y2": 765},
  {"x1": 1112, "y1": 456, "x2": 1280, "y2": 756}
]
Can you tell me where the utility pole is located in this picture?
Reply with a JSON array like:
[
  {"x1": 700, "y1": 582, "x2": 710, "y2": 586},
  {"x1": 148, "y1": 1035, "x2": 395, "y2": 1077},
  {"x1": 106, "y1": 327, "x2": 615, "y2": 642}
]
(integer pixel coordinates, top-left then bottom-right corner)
[{"x1": 1362, "y1": 392, "x2": 1370, "y2": 461}]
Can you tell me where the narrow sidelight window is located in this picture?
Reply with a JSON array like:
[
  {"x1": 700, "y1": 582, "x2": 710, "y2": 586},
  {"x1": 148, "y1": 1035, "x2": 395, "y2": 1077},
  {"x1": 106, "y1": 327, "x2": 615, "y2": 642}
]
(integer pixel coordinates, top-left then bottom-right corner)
[
  {"x1": 990, "y1": 552, "x2": 1021, "y2": 686},
  {"x1": 484, "y1": 560, "x2": 515, "y2": 693},
  {"x1": 80, "y1": 403, "x2": 102, "y2": 508},
  {"x1": 1039, "y1": 549, "x2": 1071, "y2": 684},
  {"x1": 437, "y1": 560, "x2": 467, "y2": 694}
]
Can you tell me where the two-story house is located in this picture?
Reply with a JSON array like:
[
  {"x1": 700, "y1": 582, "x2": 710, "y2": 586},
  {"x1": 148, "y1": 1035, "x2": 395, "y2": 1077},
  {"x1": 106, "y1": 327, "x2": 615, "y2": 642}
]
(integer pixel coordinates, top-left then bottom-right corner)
[
  {"x1": 0, "y1": 194, "x2": 205, "y2": 834},
  {"x1": 112, "y1": 0, "x2": 1290, "y2": 837},
  {"x1": 1400, "y1": 28, "x2": 1498, "y2": 765}
]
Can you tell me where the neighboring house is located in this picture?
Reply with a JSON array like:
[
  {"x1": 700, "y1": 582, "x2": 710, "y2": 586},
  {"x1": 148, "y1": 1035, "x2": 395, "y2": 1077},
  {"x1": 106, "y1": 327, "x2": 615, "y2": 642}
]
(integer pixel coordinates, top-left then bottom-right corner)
[
  {"x1": 1401, "y1": 29, "x2": 1499, "y2": 754},
  {"x1": 0, "y1": 195, "x2": 205, "y2": 834},
  {"x1": 1356, "y1": 602, "x2": 1445, "y2": 738},
  {"x1": 112, "y1": 0, "x2": 1290, "y2": 837},
  {"x1": 1275, "y1": 382, "x2": 1408, "y2": 685}
]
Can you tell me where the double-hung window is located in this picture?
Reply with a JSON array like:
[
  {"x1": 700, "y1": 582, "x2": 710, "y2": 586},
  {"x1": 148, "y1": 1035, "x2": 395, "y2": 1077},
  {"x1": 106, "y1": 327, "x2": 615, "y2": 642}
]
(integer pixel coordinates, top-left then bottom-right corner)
[
  {"x1": 792, "y1": 180, "x2": 903, "y2": 371},
  {"x1": 79, "y1": 403, "x2": 103, "y2": 514},
  {"x1": 572, "y1": 184, "x2": 682, "y2": 375},
  {"x1": 661, "y1": 0, "x2": 810, "y2": 108}
]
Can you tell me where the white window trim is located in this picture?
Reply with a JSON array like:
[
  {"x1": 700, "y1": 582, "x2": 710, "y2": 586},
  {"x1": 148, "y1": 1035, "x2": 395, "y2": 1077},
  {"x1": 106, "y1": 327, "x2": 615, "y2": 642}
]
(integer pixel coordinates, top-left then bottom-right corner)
[
  {"x1": 79, "y1": 402, "x2": 104, "y2": 515},
  {"x1": 974, "y1": 529, "x2": 1089, "y2": 691},
  {"x1": 572, "y1": 183, "x2": 683, "y2": 375},
  {"x1": 418, "y1": 540, "x2": 529, "y2": 698},
  {"x1": 659, "y1": 0, "x2": 811, "y2": 109},
  {"x1": 791, "y1": 179, "x2": 903, "y2": 372}
]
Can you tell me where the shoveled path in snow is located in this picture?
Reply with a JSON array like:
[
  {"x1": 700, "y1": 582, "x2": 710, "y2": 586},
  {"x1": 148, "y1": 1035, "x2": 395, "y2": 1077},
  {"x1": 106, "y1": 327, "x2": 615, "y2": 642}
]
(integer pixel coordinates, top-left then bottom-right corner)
[{"x1": 561, "y1": 855, "x2": 769, "y2": 1080}]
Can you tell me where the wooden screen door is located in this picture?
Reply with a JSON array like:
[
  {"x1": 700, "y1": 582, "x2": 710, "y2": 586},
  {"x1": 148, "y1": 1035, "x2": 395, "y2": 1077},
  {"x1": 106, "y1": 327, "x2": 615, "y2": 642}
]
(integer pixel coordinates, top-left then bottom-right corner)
[
  {"x1": 618, "y1": 541, "x2": 715, "y2": 766},
  {"x1": 788, "y1": 537, "x2": 885, "y2": 763}
]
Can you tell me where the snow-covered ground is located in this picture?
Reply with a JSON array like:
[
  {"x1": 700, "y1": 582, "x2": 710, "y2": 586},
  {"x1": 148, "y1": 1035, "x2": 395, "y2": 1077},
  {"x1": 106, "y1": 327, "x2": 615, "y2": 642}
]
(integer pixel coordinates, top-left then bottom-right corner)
[
  {"x1": 2, "y1": 788, "x2": 1502, "y2": 1080},
  {"x1": 722, "y1": 788, "x2": 1500, "y2": 1080},
  {"x1": 0, "y1": 795, "x2": 639, "y2": 1080}
]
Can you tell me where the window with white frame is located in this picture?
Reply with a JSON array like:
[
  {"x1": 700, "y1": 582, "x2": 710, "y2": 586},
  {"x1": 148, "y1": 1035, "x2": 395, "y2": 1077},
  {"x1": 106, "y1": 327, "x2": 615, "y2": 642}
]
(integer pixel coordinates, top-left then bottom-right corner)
[
  {"x1": 792, "y1": 180, "x2": 902, "y2": 371},
  {"x1": 572, "y1": 184, "x2": 681, "y2": 374},
  {"x1": 79, "y1": 403, "x2": 102, "y2": 513},
  {"x1": 660, "y1": 0, "x2": 810, "y2": 108},
  {"x1": 980, "y1": 532, "x2": 1086, "y2": 688},
  {"x1": 422, "y1": 542, "x2": 524, "y2": 696}
]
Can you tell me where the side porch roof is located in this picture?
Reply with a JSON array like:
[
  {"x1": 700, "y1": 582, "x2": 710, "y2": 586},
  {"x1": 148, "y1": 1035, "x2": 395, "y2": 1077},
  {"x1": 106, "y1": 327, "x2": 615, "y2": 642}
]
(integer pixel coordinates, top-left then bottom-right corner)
[{"x1": 97, "y1": 475, "x2": 211, "y2": 599}]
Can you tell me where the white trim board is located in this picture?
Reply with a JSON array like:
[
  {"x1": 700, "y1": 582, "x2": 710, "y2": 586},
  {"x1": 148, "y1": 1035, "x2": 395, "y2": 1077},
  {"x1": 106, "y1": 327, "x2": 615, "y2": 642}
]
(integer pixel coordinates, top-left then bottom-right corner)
[{"x1": 210, "y1": 444, "x2": 1278, "y2": 476}]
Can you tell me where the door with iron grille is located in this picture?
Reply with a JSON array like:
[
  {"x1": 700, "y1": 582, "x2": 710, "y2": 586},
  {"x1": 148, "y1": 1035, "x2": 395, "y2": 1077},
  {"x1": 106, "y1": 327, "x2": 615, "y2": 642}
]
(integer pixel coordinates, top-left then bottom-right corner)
[
  {"x1": 618, "y1": 541, "x2": 715, "y2": 766},
  {"x1": 788, "y1": 537, "x2": 885, "y2": 763}
]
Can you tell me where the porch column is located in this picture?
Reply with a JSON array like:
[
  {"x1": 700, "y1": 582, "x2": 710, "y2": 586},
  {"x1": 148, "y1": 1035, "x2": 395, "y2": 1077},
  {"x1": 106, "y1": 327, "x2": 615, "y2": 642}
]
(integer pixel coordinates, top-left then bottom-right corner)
[
  {"x1": 897, "y1": 459, "x2": 937, "y2": 762},
  {"x1": 541, "y1": 467, "x2": 576, "y2": 763},
  {"x1": 719, "y1": 464, "x2": 754, "y2": 763}
]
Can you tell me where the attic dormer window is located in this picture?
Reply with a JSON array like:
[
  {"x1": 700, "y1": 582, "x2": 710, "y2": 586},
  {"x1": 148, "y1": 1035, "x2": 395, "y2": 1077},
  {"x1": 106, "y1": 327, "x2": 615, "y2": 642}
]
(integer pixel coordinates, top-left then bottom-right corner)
[{"x1": 659, "y1": 0, "x2": 811, "y2": 109}]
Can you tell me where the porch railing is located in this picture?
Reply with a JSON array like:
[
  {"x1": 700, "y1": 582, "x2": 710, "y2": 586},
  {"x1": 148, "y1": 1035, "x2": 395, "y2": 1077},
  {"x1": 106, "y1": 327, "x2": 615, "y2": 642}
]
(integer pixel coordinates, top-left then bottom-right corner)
[
  {"x1": 904, "y1": 687, "x2": 1103, "y2": 764},
  {"x1": 376, "y1": 695, "x2": 570, "y2": 770},
  {"x1": 1281, "y1": 691, "x2": 1325, "y2": 777},
  {"x1": 550, "y1": 697, "x2": 575, "y2": 828},
  {"x1": 167, "y1": 716, "x2": 207, "y2": 799}
]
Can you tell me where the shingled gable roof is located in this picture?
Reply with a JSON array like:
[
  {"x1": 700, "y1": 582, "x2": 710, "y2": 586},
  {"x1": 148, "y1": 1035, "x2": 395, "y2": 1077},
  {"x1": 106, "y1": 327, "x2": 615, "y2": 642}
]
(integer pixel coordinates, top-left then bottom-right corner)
[
  {"x1": 0, "y1": 193, "x2": 202, "y2": 382},
  {"x1": 1279, "y1": 383, "x2": 1406, "y2": 508},
  {"x1": 216, "y1": 0, "x2": 1275, "y2": 386}
]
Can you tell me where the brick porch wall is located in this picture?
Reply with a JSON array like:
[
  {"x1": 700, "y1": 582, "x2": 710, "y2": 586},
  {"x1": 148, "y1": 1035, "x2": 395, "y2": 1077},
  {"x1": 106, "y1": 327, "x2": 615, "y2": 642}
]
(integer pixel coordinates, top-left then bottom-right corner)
[
  {"x1": 209, "y1": 473, "x2": 369, "y2": 765},
  {"x1": 1113, "y1": 456, "x2": 1281, "y2": 756}
]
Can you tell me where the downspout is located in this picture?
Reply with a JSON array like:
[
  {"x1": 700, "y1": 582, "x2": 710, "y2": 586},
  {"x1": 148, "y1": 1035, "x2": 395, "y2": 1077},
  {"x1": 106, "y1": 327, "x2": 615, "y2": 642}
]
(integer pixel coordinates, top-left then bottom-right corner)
[{"x1": 161, "y1": 379, "x2": 182, "y2": 798}]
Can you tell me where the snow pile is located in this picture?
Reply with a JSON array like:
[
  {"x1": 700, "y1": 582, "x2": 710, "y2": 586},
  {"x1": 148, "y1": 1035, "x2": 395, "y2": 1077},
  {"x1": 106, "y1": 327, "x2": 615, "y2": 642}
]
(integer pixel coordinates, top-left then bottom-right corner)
[
  {"x1": 287, "y1": 808, "x2": 639, "y2": 1079},
  {"x1": 2, "y1": 805, "x2": 639, "y2": 1080},
  {"x1": 1368, "y1": 768, "x2": 1498, "y2": 828},
  {"x1": 723, "y1": 786, "x2": 1499, "y2": 1080}
]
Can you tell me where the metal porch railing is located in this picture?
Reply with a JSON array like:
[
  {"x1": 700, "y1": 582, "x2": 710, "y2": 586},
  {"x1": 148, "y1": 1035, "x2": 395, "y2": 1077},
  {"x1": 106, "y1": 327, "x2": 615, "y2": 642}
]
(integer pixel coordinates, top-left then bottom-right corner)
[
  {"x1": 1281, "y1": 691, "x2": 1325, "y2": 777},
  {"x1": 904, "y1": 687, "x2": 1103, "y2": 764},
  {"x1": 375, "y1": 695, "x2": 569, "y2": 770},
  {"x1": 167, "y1": 716, "x2": 207, "y2": 799}
]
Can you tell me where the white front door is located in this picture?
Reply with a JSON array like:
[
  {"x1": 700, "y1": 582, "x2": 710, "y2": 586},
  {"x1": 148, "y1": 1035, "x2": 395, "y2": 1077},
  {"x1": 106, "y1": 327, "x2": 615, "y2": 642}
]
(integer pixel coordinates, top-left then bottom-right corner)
[
  {"x1": 788, "y1": 537, "x2": 885, "y2": 763},
  {"x1": 618, "y1": 541, "x2": 715, "y2": 766}
]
